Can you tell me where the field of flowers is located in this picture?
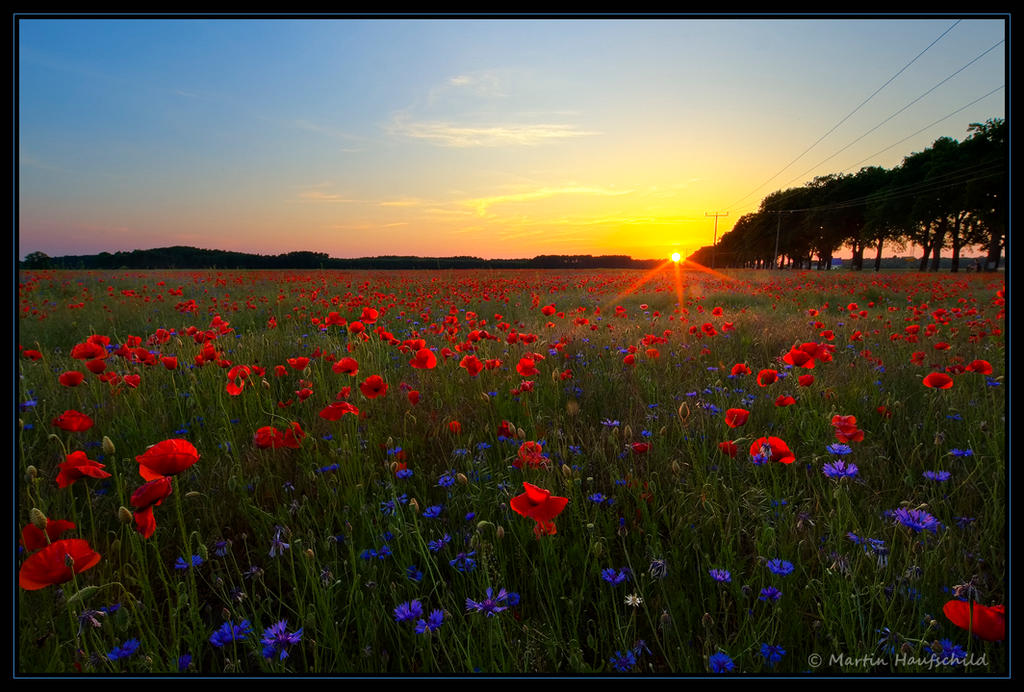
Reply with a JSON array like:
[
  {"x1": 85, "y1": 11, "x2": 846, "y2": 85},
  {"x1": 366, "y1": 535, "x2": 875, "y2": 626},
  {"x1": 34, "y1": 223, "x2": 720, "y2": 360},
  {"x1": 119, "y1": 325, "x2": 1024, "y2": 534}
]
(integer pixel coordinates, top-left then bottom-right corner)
[{"x1": 16, "y1": 267, "x2": 1006, "y2": 675}]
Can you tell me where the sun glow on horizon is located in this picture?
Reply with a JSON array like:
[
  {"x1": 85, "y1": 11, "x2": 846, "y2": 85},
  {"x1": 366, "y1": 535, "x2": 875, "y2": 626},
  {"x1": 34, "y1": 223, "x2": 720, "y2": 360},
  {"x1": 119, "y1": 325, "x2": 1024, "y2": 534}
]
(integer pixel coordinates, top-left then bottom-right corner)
[{"x1": 671, "y1": 251, "x2": 681, "y2": 263}]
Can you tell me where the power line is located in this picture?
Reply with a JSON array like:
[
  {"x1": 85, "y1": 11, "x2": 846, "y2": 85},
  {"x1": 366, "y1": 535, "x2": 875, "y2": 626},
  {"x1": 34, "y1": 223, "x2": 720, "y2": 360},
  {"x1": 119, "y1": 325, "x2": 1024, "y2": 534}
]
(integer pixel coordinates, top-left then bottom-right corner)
[
  {"x1": 723, "y1": 20, "x2": 962, "y2": 211},
  {"x1": 777, "y1": 39, "x2": 1004, "y2": 192}
]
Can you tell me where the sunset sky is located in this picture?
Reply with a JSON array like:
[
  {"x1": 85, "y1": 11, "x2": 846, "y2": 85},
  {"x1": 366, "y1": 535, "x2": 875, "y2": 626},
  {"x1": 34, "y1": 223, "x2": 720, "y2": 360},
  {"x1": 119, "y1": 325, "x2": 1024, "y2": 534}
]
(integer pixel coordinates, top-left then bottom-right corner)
[{"x1": 17, "y1": 17, "x2": 1006, "y2": 261}]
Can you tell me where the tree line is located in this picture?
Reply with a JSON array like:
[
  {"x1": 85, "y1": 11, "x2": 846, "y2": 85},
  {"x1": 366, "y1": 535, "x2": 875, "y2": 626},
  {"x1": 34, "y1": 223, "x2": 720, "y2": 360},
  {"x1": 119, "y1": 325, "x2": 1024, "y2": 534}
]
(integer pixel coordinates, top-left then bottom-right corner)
[
  {"x1": 687, "y1": 118, "x2": 1006, "y2": 272},
  {"x1": 20, "y1": 248, "x2": 662, "y2": 271}
]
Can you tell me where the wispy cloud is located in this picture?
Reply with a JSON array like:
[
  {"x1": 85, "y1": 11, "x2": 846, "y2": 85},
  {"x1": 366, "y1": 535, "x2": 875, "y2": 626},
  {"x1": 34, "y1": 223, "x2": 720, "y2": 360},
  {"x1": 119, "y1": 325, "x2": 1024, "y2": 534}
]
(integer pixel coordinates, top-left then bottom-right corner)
[
  {"x1": 379, "y1": 197, "x2": 424, "y2": 207},
  {"x1": 462, "y1": 186, "x2": 632, "y2": 216},
  {"x1": 389, "y1": 117, "x2": 599, "y2": 148},
  {"x1": 297, "y1": 189, "x2": 358, "y2": 203}
]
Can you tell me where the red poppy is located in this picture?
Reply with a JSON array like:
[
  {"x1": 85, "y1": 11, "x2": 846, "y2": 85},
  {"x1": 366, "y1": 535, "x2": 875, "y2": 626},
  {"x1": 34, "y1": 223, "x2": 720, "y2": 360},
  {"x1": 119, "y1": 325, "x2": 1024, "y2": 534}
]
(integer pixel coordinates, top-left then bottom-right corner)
[
  {"x1": 749, "y1": 436, "x2": 795, "y2": 464},
  {"x1": 756, "y1": 369, "x2": 778, "y2": 387},
  {"x1": 360, "y1": 375, "x2": 388, "y2": 399},
  {"x1": 448, "y1": 420, "x2": 462, "y2": 434},
  {"x1": 348, "y1": 321, "x2": 365, "y2": 335},
  {"x1": 21, "y1": 518, "x2": 76, "y2": 553},
  {"x1": 59, "y1": 371, "x2": 84, "y2": 387},
  {"x1": 135, "y1": 439, "x2": 200, "y2": 481},
  {"x1": 407, "y1": 390, "x2": 420, "y2": 406},
  {"x1": 774, "y1": 395, "x2": 796, "y2": 407},
  {"x1": 333, "y1": 357, "x2": 359, "y2": 376},
  {"x1": 631, "y1": 442, "x2": 651, "y2": 455},
  {"x1": 52, "y1": 410, "x2": 94, "y2": 432},
  {"x1": 22, "y1": 349, "x2": 43, "y2": 361},
  {"x1": 123, "y1": 374, "x2": 141, "y2": 389},
  {"x1": 923, "y1": 372, "x2": 954, "y2": 389},
  {"x1": 56, "y1": 451, "x2": 111, "y2": 488},
  {"x1": 731, "y1": 363, "x2": 752, "y2": 376},
  {"x1": 966, "y1": 359, "x2": 993, "y2": 375},
  {"x1": 516, "y1": 357, "x2": 539, "y2": 376},
  {"x1": 460, "y1": 355, "x2": 484, "y2": 377},
  {"x1": 71, "y1": 341, "x2": 107, "y2": 360},
  {"x1": 718, "y1": 440, "x2": 738, "y2": 458},
  {"x1": 254, "y1": 426, "x2": 278, "y2": 449},
  {"x1": 83, "y1": 359, "x2": 105, "y2": 375},
  {"x1": 287, "y1": 356, "x2": 310, "y2": 371},
  {"x1": 797, "y1": 374, "x2": 814, "y2": 387},
  {"x1": 130, "y1": 476, "x2": 174, "y2": 538},
  {"x1": 782, "y1": 348, "x2": 813, "y2": 368},
  {"x1": 360, "y1": 307, "x2": 379, "y2": 323},
  {"x1": 942, "y1": 600, "x2": 1005, "y2": 642},
  {"x1": 724, "y1": 408, "x2": 750, "y2": 428},
  {"x1": 319, "y1": 401, "x2": 360, "y2": 421},
  {"x1": 410, "y1": 348, "x2": 437, "y2": 370},
  {"x1": 510, "y1": 482, "x2": 569, "y2": 536},
  {"x1": 515, "y1": 441, "x2": 548, "y2": 469},
  {"x1": 161, "y1": 356, "x2": 178, "y2": 370},
  {"x1": 19, "y1": 538, "x2": 101, "y2": 590},
  {"x1": 622, "y1": 354, "x2": 636, "y2": 366}
]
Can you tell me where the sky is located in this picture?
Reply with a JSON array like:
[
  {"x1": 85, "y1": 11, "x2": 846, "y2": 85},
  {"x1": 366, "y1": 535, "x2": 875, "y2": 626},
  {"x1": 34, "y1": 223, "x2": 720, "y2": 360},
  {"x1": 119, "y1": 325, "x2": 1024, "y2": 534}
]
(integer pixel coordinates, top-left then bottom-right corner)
[{"x1": 17, "y1": 16, "x2": 1007, "y2": 261}]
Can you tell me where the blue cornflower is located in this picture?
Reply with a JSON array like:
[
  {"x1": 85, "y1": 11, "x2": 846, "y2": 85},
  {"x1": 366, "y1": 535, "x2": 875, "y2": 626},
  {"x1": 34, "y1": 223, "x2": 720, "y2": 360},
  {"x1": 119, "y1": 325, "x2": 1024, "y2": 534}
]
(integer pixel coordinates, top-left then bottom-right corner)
[
  {"x1": 601, "y1": 419, "x2": 620, "y2": 427},
  {"x1": 175, "y1": 555, "x2": 204, "y2": 570},
  {"x1": 588, "y1": 492, "x2": 613, "y2": 505},
  {"x1": 923, "y1": 470, "x2": 952, "y2": 482},
  {"x1": 380, "y1": 499, "x2": 397, "y2": 515},
  {"x1": 437, "y1": 471, "x2": 456, "y2": 488},
  {"x1": 600, "y1": 567, "x2": 630, "y2": 586},
  {"x1": 396, "y1": 468, "x2": 414, "y2": 479},
  {"x1": 428, "y1": 533, "x2": 452, "y2": 553},
  {"x1": 760, "y1": 643, "x2": 786, "y2": 667},
  {"x1": 823, "y1": 460, "x2": 859, "y2": 479},
  {"x1": 415, "y1": 609, "x2": 444, "y2": 635},
  {"x1": 210, "y1": 619, "x2": 253, "y2": 647},
  {"x1": 359, "y1": 548, "x2": 377, "y2": 560},
  {"x1": 406, "y1": 565, "x2": 423, "y2": 582},
  {"x1": 950, "y1": 448, "x2": 974, "y2": 457},
  {"x1": 826, "y1": 443, "x2": 852, "y2": 456},
  {"x1": 269, "y1": 527, "x2": 290, "y2": 557},
  {"x1": 449, "y1": 551, "x2": 477, "y2": 573},
  {"x1": 466, "y1": 587, "x2": 518, "y2": 617},
  {"x1": 178, "y1": 654, "x2": 192, "y2": 671},
  {"x1": 892, "y1": 507, "x2": 942, "y2": 533},
  {"x1": 317, "y1": 463, "x2": 339, "y2": 474},
  {"x1": 261, "y1": 619, "x2": 302, "y2": 660},
  {"x1": 766, "y1": 559, "x2": 794, "y2": 577},
  {"x1": 708, "y1": 568, "x2": 732, "y2": 583},
  {"x1": 939, "y1": 639, "x2": 967, "y2": 661},
  {"x1": 107, "y1": 638, "x2": 140, "y2": 662},
  {"x1": 759, "y1": 586, "x2": 783, "y2": 602},
  {"x1": 610, "y1": 649, "x2": 637, "y2": 672},
  {"x1": 422, "y1": 505, "x2": 443, "y2": 518},
  {"x1": 394, "y1": 600, "x2": 424, "y2": 623},
  {"x1": 708, "y1": 651, "x2": 735, "y2": 673},
  {"x1": 213, "y1": 540, "x2": 230, "y2": 557}
]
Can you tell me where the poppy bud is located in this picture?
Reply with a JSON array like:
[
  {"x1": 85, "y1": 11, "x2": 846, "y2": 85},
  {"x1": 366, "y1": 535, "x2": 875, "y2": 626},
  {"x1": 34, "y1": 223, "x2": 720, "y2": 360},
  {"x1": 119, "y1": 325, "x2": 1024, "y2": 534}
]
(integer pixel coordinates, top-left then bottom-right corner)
[
  {"x1": 701, "y1": 612, "x2": 714, "y2": 628},
  {"x1": 495, "y1": 526, "x2": 504, "y2": 540},
  {"x1": 19, "y1": 418, "x2": 25, "y2": 430},
  {"x1": 456, "y1": 473, "x2": 468, "y2": 485},
  {"x1": 102, "y1": 436, "x2": 116, "y2": 456},
  {"x1": 516, "y1": 427, "x2": 526, "y2": 440},
  {"x1": 476, "y1": 521, "x2": 493, "y2": 532},
  {"x1": 592, "y1": 541, "x2": 604, "y2": 558},
  {"x1": 117, "y1": 506, "x2": 133, "y2": 524},
  {"x1": 408, "y1": 497, "x2": 420, "y2": 514},
  {"x1": 305, "y1": 548, "x2": 315, "y2": 559},
  {"x1": 261, "y1": 379, "x2": 270, "y2": 389},
  {"x1": 48, "y1": 434, "x2": 62, "y2": 444},
  {"x1": 25, "y1": 465, "x2": 38, "y2": 482},
  {"x1": 562, "y1": 464, "x2": 572, "y2": 478},
  {"x1": 660, "y1": 610, "x2": 672, "y2": 628},
  {"x1": 110, "y1": 539, "x2": 120, "y2": 555},
  {"x1": 30, "y1": 507, "x2": 47, "y2": 531},
  {"x1": 671, "y1": 460, "x2": 681, "y2": 475},
  {"x1": 624, "y1": 425, "x2": 633, "y2": 440},
  {"x1": 185, "y1": 491, "x2": 201, "y2": 498},
  {"x1": 659, "y1": 426, "x2": 667, "y2": 437},
  {"x1": 386, "y1": 436, "x2": 394, "y2": 449}
]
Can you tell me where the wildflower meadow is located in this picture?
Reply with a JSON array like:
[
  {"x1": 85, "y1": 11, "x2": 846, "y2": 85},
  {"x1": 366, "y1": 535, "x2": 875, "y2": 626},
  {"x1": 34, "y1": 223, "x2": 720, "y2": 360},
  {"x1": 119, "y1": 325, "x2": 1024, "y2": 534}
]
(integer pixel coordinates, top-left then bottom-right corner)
[{"x1": 16, "y1": 267, "x2": 1006, "y2": 675}]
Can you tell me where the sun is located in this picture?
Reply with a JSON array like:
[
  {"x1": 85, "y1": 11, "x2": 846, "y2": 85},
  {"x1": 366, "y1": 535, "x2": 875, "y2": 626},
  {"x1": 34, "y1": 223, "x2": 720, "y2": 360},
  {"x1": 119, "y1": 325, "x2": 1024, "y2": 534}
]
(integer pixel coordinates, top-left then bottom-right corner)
[{"x1": 670, "y1": 252, "x2": 681, "y2": 263}]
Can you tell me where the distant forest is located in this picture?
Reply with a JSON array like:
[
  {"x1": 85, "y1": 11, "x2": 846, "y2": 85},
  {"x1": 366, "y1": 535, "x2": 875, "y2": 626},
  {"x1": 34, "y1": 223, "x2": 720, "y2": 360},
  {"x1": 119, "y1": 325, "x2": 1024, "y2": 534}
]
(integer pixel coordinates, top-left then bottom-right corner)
[{"x1": 20, "y1": 248, "x2": 662, "y2": 271}]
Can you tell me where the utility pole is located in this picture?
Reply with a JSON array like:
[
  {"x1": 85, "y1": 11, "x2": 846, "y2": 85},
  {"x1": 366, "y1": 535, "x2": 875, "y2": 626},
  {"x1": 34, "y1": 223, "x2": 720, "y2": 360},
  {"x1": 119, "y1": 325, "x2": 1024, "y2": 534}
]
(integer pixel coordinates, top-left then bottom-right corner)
[{"x1": 706, "y1": 211, "x2": 728, "y2": 269}]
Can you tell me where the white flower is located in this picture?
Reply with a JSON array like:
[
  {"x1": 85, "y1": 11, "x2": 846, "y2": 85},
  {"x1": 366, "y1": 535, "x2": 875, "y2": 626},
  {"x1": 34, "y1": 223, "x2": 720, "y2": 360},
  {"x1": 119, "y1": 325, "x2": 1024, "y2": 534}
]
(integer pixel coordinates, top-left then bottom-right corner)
[{"x1": 624, "y1": 593, "x2": 643, "y2": 607}]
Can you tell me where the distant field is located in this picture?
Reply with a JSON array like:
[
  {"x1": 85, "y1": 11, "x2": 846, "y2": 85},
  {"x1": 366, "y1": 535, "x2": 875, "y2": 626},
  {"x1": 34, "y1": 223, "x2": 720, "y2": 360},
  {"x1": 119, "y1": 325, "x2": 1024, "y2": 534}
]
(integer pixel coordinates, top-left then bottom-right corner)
[{"x1": 17, "y1": 268, "x2": 1006, "y2": 675}]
